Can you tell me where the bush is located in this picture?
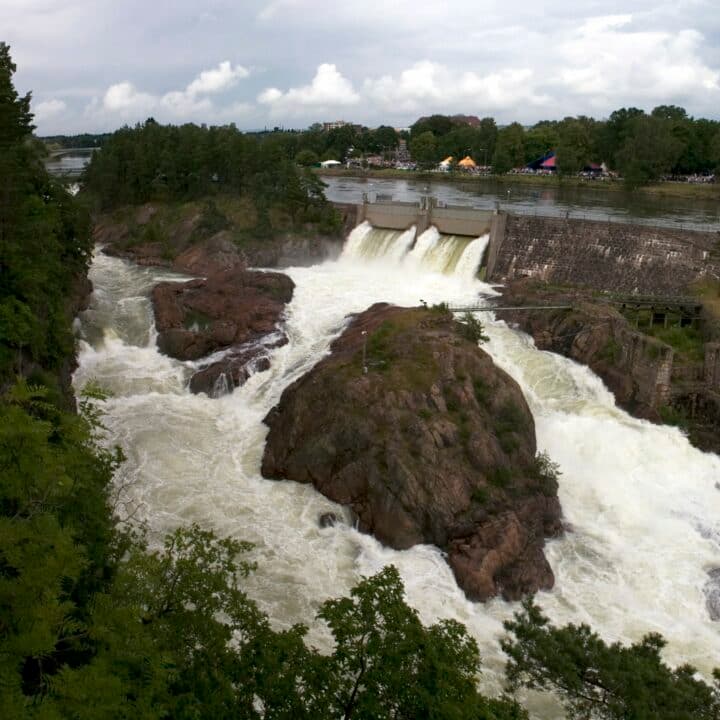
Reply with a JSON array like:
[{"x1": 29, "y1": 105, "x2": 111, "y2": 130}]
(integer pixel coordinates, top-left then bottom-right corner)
[{"x1": 458, "y1": 311, "x2": 489, "y2": 344}]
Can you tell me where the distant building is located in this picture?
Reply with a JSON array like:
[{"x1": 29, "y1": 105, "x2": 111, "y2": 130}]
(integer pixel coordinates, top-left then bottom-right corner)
[{"x1": 322, "y1": 120, "x2": 350, "y2": 132}]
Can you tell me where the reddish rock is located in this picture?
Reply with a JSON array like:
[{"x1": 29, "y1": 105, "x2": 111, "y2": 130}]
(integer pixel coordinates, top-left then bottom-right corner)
[
  {"x1": 152, "y1": 264, "x2": 294, "y2": 393},
  {"x1": 261, "y1": 304, "x2": 562, "y2": 601},
  {"x1": 172, "y1": 231, "x2": 244, "y2": 276}
]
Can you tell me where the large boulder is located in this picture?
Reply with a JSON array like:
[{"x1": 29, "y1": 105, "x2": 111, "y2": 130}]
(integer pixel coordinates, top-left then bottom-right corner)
[
  {"x1": 262, "y1": 304, "x2": 562, "y2": 601},
  {"x1": 152, "y1": 264, "x2": 294, "y2": 394}
]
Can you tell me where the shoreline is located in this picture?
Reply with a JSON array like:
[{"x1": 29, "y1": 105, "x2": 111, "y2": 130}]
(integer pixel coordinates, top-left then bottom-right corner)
[{"x1": 316, "y1": 167, "x2": 720, "y2": 201}]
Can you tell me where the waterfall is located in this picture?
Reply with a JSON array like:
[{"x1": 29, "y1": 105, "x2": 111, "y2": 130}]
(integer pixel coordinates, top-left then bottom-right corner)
[
  {"x1": 345, "y1": 223, "x2": 488, "y2": 279},
  {"x1": 74, "y1": 233, "x2": 720, "y2": 718},
  {"x1": 454, "y1": 234, "x2": 489, "y2": 280},
  {"x1": 341, "y1": 222, "x2": 416, "y2": 262},
  {"x1": 407, "y1": 227, "x2": 441, "y2": 265}
]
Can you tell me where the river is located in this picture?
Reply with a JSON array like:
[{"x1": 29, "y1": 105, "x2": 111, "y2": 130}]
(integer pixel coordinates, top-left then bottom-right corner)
[
  {"x1": 74, "y1": 226, "x2": 720, "y2": 716},
  {"x1": 323, "y1": 175, "x2": 720, "y2": 232}
]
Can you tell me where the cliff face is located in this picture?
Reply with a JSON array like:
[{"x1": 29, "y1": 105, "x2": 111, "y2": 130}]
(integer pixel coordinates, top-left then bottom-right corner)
[
  {"x1": 93, "y1": 200, "x2": 345, "y2": 272},
  {"x1": 262, "y1": 304, "x2": 562, "y2": 601},
  {"x1": 498, "y1": 281, "x2": 673, "y2": 420},
  {"x1": 498, "y1": 280, "x2": 720, "y2": 454},
  {"x1": 152, "y1": 265, "x2": 294, "y2": 396}
]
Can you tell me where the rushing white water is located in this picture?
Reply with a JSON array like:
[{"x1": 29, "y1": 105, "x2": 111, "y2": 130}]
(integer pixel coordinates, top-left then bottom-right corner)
[
  {"x1": 75, "y1": 233, "x2": 720, "y2": 716},
  {"x1": 347, "y1": 221, "x2": 489, "y2": 278},
  {"x1": 341, "y1": 221, "x2": 417, "y2": 262}
]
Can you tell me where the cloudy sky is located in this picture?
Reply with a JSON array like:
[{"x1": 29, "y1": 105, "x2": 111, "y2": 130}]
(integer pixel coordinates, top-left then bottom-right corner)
[{"x1": 4, "y1": 0, "x2": 720, "y2": 135}]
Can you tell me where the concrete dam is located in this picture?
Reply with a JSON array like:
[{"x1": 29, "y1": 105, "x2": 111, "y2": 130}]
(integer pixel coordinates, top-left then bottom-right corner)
[{"x1": 335, "y1": 197, "x2": 720, "y2": 295}]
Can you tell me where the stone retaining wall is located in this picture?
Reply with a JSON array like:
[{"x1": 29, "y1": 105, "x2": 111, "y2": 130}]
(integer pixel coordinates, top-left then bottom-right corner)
[{"x1": 489, "y1": 214, "x2": 720, "y2": 294}]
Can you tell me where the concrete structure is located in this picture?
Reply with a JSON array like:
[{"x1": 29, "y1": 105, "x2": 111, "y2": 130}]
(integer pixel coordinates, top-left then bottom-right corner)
[
  {"x1": 354, "y1": 195, "x2": 495, "y2": 240},
  {"x1": 337, "y1": 198, "x2": 720, "y2": 294}
]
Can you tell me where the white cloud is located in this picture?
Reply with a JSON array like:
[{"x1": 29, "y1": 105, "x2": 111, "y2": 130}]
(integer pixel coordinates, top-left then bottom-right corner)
[
  {"x1": 34, "y1": 98, "x2": 67, "y2": 120},
  {"x1": 363, "y1": 61, "x2": 550, "y2": 115},
  {"x1": 258, "y1": 63, "x2": 360, "y2": 114},
  {"x1": 103, "y1": 82, "x2": 155, "y2": 114},
  {"x1": 85, "y1": 59, "x2": 251, "y2": 126},
  {"x1": 186, "y1": 61, "x2": 249, "y2": 96},
  {"x1": 557, "y1": 15, "x2": 720, "y2": 106}
]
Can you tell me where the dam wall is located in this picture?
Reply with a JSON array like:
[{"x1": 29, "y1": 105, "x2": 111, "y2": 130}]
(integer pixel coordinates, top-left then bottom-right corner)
[
  {"x1": 488, "y1": 214, "x2": 720, "y2": 294},
  {"x1": 335, "y1": 200, "x2": 720, "y2": 293},
  {"x1": 354, "y1": 198, "x2": 494, "y2": 238}
]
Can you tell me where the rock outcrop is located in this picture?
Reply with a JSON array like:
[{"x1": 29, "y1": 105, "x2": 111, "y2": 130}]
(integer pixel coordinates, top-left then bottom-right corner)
[
  {"x1": 497, "y1": 280, "x2": 673, "y2": 420},
  {"x1": 152, "y1": 264, "x2": 294, "y2": 395},
  {"x1": 94, "y1": 200, "x2": 345, "y2": 272},
  {"x1": 262, "y1": 304, "x2": 562, "y2": 601},
  {"x1": 497, "y1": 279, "x2": 720, "y2": 455}
]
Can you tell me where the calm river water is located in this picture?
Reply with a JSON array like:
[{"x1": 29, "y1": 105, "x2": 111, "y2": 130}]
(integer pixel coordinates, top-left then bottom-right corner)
[{"x1": 322, "y1": 175, "x2": 720, "y2": 231}]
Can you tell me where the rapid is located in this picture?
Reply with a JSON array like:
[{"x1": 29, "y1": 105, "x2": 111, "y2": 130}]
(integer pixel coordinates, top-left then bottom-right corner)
[{"x1": 74, "y1": 223, "x2": 720, "y2": 714}]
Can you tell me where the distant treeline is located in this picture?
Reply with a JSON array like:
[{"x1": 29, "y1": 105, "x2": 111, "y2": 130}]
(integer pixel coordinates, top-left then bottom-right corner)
[
  {"x1": 248, "y1": 108, "x2": 720, "y2": 187},
  {"x1": 41, "y1": 132, "x2": 111, "y2": 148},
  {"x1": 81, "y1": 119, "x2": 341, "y2": 236}
]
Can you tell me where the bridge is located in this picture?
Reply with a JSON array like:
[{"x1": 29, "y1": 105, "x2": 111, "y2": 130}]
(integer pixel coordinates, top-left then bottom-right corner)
[{"x1": 446, "y1": 303, "x2": 573, "y2": 313}]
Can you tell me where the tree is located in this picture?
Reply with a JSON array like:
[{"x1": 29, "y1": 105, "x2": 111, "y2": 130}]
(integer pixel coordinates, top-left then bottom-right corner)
[
  {"x1": 409, "y1": 130, "x2": 438, "y2": 169},
  {"x1": 492, "y1": 123, "x2": 525, "y2": 174},
  {"x1": 411, "y1": 114, "x2": 455, "y2": 137},
  {"x1": 711, "y1": 129, "x2": 720, "y2": 172},
  {"x1": 502, "y1": 599, "x2": 720, "y2": 720},
  {"x1": 318, "y1": 566, "x2": 524, "y2": 720},
  {"x1": 556, "y1": 118, "x2": 592, "y2": 176},
  {"x1": 615, "y1": 115, "x2": 683, "y2": 187},
  {"x1": 296, "y1": 148, "x2": 319, "y2": 166}
]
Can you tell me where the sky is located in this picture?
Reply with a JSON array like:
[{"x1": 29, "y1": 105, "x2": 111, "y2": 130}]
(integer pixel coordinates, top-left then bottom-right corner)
[{"x1": 4, "y1": 0, "x2": 720, "y2": 135}]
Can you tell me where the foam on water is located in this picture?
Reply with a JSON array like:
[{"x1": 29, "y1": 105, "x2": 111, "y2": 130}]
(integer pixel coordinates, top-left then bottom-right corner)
[{"x1": 74, "y1": 239, "x2": 720, "y2": 715}]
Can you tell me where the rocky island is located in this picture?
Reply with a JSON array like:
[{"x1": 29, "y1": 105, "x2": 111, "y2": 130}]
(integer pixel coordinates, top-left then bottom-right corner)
[
  {"x1": 262, "y1": 304, "x2": 563, "y2": 601},
  {"x1": 152, "y1": 264, "x2": 294, "y2": 395}
]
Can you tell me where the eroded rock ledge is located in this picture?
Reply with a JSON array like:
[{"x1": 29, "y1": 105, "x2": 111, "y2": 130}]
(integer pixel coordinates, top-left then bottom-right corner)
[
  {"x1": 261, "y1": 304, "x2": 562, "y2": 601},
  {"x1": 152, "y1": 264, "x2": 294, "y2": 395}
]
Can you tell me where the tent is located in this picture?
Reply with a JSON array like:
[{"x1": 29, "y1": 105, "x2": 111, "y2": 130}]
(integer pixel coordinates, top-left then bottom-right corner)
[
  {"x1": 319, "y1": 159, "x2": 342, "y2": 168},
  {"x1": 539, "y1": 153, "x2": 556, "y2": 170},
  {"x1": 458, "y1": 155, "x2": 476, "y2": 168},
  {"x1": 526, "y1": 151, "x2": 555, "y2": 171},
  {"x1": 439, "y1": 156, "x2": 454, "y2": 168}
]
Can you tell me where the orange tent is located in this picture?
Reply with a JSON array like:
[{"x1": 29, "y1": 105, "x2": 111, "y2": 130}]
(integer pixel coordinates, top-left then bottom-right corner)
[{"x1": 458, "y1": 155, "x2": 476, "y2": 168}]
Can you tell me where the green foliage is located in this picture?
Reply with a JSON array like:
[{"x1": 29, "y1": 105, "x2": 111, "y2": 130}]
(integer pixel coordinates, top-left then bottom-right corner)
[
  {"x1": 474, "y1": 377, "x2": 490, "y2": 404},
  {"x1": 0, "y1": 43, "x2": 92, "y2": 385},
  {"x1": 471, "y1": 487, "x2": 489, "y2": 504},
  {"x1": 493, "y1": 401, "x2": 527, "y2": 453},
  {"x1": 529, "y1": 452, "x2": 561, "y2": 496},
  {"x1": 492, "y1": 123, "x2": 526, "y2": 173},
  {"x1": 81, "y1": 120, "x2": 338, "y2": 238},
  {"x1": 646, "y1": 324, "x2": 705, "y2": 363},
  {"x1": 409, "y1": 130, "x2": 439, "y2": 169},
  {"x1": 502, "y1": 599, "x2": 720, "y2": 719},
  {"x1": 459, "y1": 311, "x2": 490, "y2": 344},
  {"x1": 659, "y1": 403, "x2": 690, "y2": 430},
  {"x1": 0, "y1": 381, "x2": 120, "y2": 708},
  {"x1": 599, "y1": 338, "x2": 622, "y2": 364},
  {"x1": 296, "y1": 148, "x2": 319, "y2": 166},
  {"x1": 317, "y1": 565, "x2": 524, "y2": 719},
  {"x1": 488, "y1": 466, "x2": 513, "y2": 488}
]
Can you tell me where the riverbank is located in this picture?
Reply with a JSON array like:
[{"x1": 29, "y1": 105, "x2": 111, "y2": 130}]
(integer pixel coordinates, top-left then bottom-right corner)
[
  {"x1": 317, "y1": 167, "x2": 720, "y2": 201},
  {"x1": 497, "y1": 279, "x2": 720, "y2": 455},
  {"x1": 91, "y1": 195, "x2": 348, "y2": 272}
]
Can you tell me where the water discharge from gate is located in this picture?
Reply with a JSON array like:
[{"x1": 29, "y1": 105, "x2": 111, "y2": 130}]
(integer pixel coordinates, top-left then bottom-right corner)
[{"x1": 74, "y1": 226, "x2": 720, "y2": 715}]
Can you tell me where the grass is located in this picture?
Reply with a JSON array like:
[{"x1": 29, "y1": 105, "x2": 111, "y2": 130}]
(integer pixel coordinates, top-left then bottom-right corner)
[
  {"x1": 645, "y1": 325, "x2": 705, "y2": 363},
  {"x1": 488, "y1": 466, "x2": 512, "y2": 488},
  {"x1": 599, "y1": 338, "x2": 622, "y2": 364}
]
